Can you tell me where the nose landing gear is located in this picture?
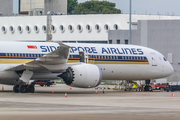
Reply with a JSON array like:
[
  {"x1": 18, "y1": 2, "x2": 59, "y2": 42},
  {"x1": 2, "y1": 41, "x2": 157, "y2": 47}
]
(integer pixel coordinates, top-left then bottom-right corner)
[{"x1": 144, "y1": 80, "x2": 152, "y2": 91}]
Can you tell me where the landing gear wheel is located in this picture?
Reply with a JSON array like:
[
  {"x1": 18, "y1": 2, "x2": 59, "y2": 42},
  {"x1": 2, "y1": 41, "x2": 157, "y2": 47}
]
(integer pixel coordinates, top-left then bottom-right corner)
[
  {"x1": 13, "y1": 85, "x2": 19, "y2": 93},
  {"x1": 148, "y1": 86, "x2": 152, "y2": 91},
  {"x1": 27, "y1": 85, "x2": 35, "y2": 93},
  {"x1": 19, "y1": 85, "x2": 27, "y2": 93}
]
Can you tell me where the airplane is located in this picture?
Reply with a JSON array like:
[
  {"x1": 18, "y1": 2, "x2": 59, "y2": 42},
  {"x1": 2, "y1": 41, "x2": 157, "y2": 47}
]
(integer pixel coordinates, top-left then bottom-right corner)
[{"x1": 0, "y1": 41, "x2": 174, "y2": 93}]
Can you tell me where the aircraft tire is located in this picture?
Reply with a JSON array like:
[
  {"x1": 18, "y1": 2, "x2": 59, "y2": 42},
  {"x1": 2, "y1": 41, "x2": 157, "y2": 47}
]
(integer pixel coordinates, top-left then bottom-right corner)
[
  {"x1": 19, "y1": 85, "x2": 27, "y2": 93},
  {"x1": 27, "y1": 85, "x2": 35, "y2": 93},
  {"x1": 148, "y1": 86, "x2": 152, "y2": 91},
  {"x1": 13, "y1": 84, "x2": 19, "y2": 93}
]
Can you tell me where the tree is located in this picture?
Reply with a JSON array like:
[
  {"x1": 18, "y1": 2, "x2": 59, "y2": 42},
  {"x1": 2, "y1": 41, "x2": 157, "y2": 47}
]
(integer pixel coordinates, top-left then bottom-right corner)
[
  {"x1": 68, "y1": 0, "x2": 78, "y2": 14},
  {"x1": 74, "y1": 0, "x2": 121, "y2": 14}
]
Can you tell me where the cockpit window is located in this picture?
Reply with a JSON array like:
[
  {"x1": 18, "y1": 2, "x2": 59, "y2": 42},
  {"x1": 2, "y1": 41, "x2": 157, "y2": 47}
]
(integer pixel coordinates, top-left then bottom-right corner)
[{"x1": 163, "y1": 57, "x2": 167, "y2": 61}]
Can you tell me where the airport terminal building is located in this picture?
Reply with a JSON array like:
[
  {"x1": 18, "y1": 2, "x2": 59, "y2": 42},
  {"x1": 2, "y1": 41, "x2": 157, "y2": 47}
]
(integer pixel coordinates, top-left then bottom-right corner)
[{"x1": 0, "y1": 14, "x2": 179, "y2": 42}]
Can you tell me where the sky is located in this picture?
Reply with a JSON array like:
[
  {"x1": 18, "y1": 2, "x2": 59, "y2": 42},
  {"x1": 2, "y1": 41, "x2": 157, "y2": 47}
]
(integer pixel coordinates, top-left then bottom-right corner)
[
  {"x1": 13, "y1": 0, "x2": 180, "y2": 16},
  {"x1": 78, "y1": 0, "x2": 180, "y2": 15}
]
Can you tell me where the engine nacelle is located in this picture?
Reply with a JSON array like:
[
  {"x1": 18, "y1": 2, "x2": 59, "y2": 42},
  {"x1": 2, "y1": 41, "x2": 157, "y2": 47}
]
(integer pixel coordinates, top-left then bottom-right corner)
[{"x1": 59, "y1": 63, "x2": 102, "y2": 88}]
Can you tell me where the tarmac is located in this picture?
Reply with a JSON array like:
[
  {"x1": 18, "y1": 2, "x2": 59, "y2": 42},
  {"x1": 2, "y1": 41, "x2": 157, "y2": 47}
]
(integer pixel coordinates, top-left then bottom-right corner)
[{"x1": 0, "y1": 84, "x2": 180, "y2": 120}]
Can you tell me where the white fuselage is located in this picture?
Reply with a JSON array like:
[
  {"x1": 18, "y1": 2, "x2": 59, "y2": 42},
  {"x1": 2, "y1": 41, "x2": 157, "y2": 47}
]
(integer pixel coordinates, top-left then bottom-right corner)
[{"x1": 0, "y1": 41, "x2": 174, "y2": 85}]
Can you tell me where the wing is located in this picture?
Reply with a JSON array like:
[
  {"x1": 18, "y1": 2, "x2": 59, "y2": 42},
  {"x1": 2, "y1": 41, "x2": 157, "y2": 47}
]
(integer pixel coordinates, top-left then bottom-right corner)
[{"x1": 5, "y1": 43, "x2": 71, "y2": 73}]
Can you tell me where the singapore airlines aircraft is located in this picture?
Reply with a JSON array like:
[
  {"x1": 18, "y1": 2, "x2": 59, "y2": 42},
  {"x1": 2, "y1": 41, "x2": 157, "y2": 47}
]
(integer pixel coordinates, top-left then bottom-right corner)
[{"x1": 0, "y1": 41, "x2": 173, "y2": 93}]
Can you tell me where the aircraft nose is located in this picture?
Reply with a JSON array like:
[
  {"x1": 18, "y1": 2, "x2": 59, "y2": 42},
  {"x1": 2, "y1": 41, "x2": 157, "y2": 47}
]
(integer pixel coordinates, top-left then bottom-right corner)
[{"x1": 167, "y1": 62, "x2": 174, "y2": 75}]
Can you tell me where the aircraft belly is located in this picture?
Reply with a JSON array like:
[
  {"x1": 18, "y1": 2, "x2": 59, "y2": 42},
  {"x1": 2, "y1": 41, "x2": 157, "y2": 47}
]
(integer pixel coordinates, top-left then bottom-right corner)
[
  {"x1": 31, "y1": 73, "x2": 60, "y2": 80},
  {"x1": 96, "y1": 64, "x2": 160, "y2": 80}
]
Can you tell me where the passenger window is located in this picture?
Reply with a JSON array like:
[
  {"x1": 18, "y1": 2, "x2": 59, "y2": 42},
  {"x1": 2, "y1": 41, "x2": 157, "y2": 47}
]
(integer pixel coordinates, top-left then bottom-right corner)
[{"x1": 122, "y1": 56, "x2": 124, "y2": 59}]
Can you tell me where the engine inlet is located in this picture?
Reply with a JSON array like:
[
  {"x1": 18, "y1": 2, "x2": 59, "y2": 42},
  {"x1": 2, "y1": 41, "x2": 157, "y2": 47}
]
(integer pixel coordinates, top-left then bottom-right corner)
[{"x1": 58, "y1": 67, "x2": 74, "y2": 85}]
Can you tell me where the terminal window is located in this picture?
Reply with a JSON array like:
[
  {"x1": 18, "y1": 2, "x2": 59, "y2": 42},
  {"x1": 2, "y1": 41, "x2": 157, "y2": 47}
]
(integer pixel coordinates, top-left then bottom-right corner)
[
  {"x1": 117, "y1": 40, "x2": 120, "y2": 44},
  {"x1": 125, "y1": 39, "x2": 128, "y2": 44},
  {"x1": 109, "y1": 40, "x2": 112, "y2": 44}
]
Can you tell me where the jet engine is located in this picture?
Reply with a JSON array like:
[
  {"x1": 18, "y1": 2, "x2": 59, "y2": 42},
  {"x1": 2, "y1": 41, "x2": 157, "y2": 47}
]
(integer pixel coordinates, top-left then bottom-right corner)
[{"x1": 58, "y1": 63, "x2": 102, "y2": 88}]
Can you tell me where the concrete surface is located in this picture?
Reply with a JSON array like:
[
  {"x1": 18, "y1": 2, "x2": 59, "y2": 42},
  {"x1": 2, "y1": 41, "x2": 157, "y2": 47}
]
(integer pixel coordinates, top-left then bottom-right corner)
[{"x1": 0, "y1": 84, "x2": 180, "y2": 120}]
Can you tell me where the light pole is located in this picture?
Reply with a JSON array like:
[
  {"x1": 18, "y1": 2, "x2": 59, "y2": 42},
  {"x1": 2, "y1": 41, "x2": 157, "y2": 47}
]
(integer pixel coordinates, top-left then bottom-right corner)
[{"x1": 129, "y1": 0, "x2": 132, "y2": 44}]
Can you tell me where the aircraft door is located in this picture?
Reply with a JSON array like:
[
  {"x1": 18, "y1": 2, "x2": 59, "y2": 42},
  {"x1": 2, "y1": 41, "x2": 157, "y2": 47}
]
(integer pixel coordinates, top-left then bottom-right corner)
[{"x1": 150, "y1": 53, "x2": 157, "y2": 66}]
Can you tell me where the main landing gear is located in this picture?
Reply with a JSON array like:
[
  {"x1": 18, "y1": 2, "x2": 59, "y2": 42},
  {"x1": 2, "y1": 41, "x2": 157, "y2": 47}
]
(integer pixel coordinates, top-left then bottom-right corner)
[
  {"x1": 13, "y1": 70, "x2": 34, "y2": 93},
  {"x1": 13, "y1": 84, "x2": 35, "y2": 93}
]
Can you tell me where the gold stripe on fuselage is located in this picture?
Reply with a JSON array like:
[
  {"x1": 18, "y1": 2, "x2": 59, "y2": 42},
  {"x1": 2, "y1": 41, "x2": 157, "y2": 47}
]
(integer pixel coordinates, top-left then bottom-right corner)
[
  {"x1": 0, "y1": 59, "x2": 34, "y2": 64},
  {"x1": 0, "y1": 58, "x2": 149, "y2": 65}
]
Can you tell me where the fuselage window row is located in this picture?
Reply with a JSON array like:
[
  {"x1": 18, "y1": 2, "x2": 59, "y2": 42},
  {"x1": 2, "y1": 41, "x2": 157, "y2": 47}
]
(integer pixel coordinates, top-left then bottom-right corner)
[
  {"x1": 4, "y1": 53, "x2": 146, "y2": 61},
  {"x1": 5, "y1": 53, "x2": 44, "y2": 58},
  {"x1": 69, "y1": 55, "x2": 146, "y2": 60}
]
